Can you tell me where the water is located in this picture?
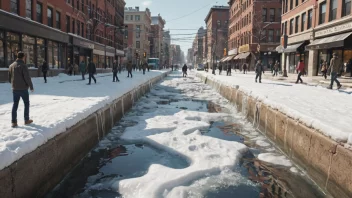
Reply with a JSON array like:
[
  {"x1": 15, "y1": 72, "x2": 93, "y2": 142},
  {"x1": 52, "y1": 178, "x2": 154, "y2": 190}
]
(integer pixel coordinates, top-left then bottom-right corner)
[{"x1": 47, "y1": 73, "x2": 326, "y2": 198}]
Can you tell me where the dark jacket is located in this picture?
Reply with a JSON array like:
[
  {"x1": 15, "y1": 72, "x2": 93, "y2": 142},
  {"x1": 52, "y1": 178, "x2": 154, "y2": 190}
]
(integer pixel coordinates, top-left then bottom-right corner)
[
  {"x1": 127, "y1": 62, "x2": 132, "y2": 71},
  {"x1": 87, "y1": 62, "x2": 96, "y2": 74},
  {"x1": 79, "y1": 62, "x2": 86, "y2": 73},
  {"x1": 182, "y1": 65, "x2": 187, "y2": 72},
  {"x1": 9, "y1": 60, "x2": 34, "y2": 90},
  {"x1": 112, "y1": 63, "x2": 118, "y2": 73},
  {"x1": 255, "y1": 63, "x2": 264, "y2": 73},
  {"x1": 329, "y1": 57, "x2": 340, "y2": 73},
  {"x1": 42, "y1": 62, "x2": 48, "y2": 73}
]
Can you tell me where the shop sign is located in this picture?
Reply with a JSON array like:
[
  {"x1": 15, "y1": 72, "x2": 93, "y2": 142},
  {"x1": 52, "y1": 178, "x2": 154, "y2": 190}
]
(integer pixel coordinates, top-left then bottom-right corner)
[
  {"x1": 73, "y1": 38, "x2": 94, "y2": 49},
  {"x1": 287, "y1": 32, "x2": 311, "y2": 44},
  {"x1": 239, "y1": 44, "x2": 250, "y2": 53},
  {"x1": 315, "y1": 22, "x2": 352, "y2": 37}
]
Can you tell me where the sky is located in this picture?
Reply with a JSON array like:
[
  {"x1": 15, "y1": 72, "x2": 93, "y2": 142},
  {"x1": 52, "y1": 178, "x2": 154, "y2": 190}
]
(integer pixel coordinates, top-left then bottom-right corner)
[{"x1": 125, "y1": 0, "x2": 229, "y2": 58}]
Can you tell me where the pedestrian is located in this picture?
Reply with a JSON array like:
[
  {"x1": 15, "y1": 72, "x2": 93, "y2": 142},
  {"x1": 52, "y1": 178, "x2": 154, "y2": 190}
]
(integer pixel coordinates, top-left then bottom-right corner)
[
  {"x1": 182, "y1": 64, "x2": 188, "y2": 77},
  {"x1": 328, "y1": 53, "x2": 342, "y2": 89},
  {"x1": 171, "y1": 65, "x2": 174, "y2": 71},
  {"x1": 127, "y1": 60, "x2": 133, "y2": 78},
  {"x1": 8, "y1": 51, "x2": 34, "y2": 127},
  {"x1": 295, "y1": 60, "x2": 305, "y2": 84},
  {"x1": 74, "y1": 63, "x2": 79, "y2": 76},
  {"x1": 227, "y1": 64, "x2": 231, "y2": 76},
  {"x1": 273, "y1": 61, "x2": 279, "y2": 77},
  {"x1": 41, "y1": 61, "x2": 48, "y2": 83},
  {"x1": 79, "y1": 60, "x2": 86, "y2": 80},
  {"x1": 321, "y1": 60, "x2": 328, "y2": 79},
  {"x1": 219, "y1": 63, "x2": 222, "y2": 75},
  {"x1": 243, "y1": 63, "x2": 247, "y2": 74},
  {"x1": 112, "y1": 60, "x2": 120, "y2": 82},
  {"x1": 255, "y1": 60, "x2": 264, "y2": 83},
  {"x1": 87, "y1": 58, "x2": 97, "y2": 85},
  {"x1": 142, "y1": 61, "x2": 148, "y2": 75}
]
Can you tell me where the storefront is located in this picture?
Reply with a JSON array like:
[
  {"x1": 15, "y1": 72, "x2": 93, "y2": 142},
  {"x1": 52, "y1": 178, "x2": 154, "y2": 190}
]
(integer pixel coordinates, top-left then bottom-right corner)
[
  {"x1": 283, "y1": 41, "x2": 309, "y2": 73},
  {"x1": 93, "y1": 43, "x2": 105, "y2": 68},
  {"x1": 70, "y1": 35, "x2": 94, "y2": 67},
  {"x1": 106, "y1": 46, "x2": 115, "y2": 67}
]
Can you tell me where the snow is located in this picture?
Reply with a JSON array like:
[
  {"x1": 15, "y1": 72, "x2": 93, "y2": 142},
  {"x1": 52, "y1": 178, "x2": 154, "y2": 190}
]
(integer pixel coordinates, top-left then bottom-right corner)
[
  {"x1": 258, "y1": 153, "x2": 293, "y2": 167},
  {"x1": 196, "y1": 71, "x2": 352, "y2": 145},
  {"x1": 0, "y1": 70, "x2": 166, "y2": 170}
]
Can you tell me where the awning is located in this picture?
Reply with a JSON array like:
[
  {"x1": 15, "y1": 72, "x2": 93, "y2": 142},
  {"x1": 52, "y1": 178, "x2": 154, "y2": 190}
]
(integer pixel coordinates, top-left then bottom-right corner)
[
  {"x1": 240, "y1": 52, "x2": 251, "y2": 59},
  {"x1": 306, "y1": 32, "x2": 352, "y2": 50},
  {"x1": 234, "y1": 54, "x2": 241, "y2": 60},
  {"x1": 220, "y1": 57, "x2": 227, "y2": 62},
  {"x1": 225, "y1": 55, "x2": 236, "y2": 61},
  {"x1": 284, "y1": 42, "x2": 305, "y2": 53}
]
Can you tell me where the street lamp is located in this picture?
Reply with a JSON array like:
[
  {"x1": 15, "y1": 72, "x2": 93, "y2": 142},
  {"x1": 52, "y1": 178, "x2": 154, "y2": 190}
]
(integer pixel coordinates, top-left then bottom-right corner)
[{"x1": 212, "y1": 20, "x2": 221, "y2": 75}]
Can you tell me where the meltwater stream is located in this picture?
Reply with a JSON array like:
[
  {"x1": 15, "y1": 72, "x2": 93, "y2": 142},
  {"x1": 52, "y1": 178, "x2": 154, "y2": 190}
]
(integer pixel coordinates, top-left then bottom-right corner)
[{"x1": 47, "y1": 72, "x2": 326, "y2": 198}]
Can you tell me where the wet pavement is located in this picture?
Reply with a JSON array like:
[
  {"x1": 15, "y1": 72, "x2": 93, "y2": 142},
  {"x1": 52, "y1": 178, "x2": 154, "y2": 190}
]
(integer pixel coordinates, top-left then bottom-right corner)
[{"x1": 47, "y1": 72, "x2": 327, "y2": 198}]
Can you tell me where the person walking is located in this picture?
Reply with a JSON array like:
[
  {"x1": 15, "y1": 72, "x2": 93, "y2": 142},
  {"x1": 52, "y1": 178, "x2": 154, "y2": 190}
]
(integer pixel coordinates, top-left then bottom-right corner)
[
  {"x1": 87, "y1": 58, "x2": 97, "y2": 85},
  {"x1": 142, "y1": 61, "x2": 148, "y2": 75},
  {"x1": 328, "y1": 53, "x2": 342, "y2": 89},
  {"x1": 79, "y1": 60, "x2": 86, "y2": 80},
  {"x1": 243, "y1": 63, "x2": 247, "y2": 74},
  {"x1": 219, "y1": 63, "x2": 223, "y2": 75},
  {"x1": 182, "y1": 64, "x2": 188, "y2": 77},
  {"x1": 68, "y1": 63, "x2": 73, "y2": 76},
  {"x1": 112, "y1": 60, "x2": 120, "y2": 82},
  {"x1": 227, "y1": 63, "x2": 232, "y2": 76},
  {"x1": 8, "y1": 51, "x2": 34, "y2": 127},
  {"x1": 127, "y1": 60, "x2": 133, "y2": 78},
  {"x1": 321, "y1": 60, "x2": 328, "y2": 79},
  {"x1": 295, "y1": 60, "x2": 305, "y2": 84},
  {"x1": 41, "y1": 61, "x2": 48, "y2": 83},
  {"x1": 255, "y1": 60, "x2": 264, "y2": 83},
  {"x1": 273, "y1": 61, "x2": 279, "y2": 77}
]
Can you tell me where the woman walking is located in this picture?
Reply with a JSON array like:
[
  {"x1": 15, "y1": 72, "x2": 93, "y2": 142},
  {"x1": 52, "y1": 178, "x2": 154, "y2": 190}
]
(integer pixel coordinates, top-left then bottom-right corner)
[{"x1": 42, "y1": 61, "x2": 48, "y2": 83}]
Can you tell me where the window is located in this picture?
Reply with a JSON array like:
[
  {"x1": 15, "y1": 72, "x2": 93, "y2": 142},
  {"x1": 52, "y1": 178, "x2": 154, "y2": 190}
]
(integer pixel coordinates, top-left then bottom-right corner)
[
  {"x1": 36, "y1": 2, "x2": 42, "y2": 23},
  {"x1": 56, "y1": 11, "x2": 61, "y2": 29},
  {"x1": 290, "y1": 0, "x2": 293, "y2": 10},
  {"x1": 319, "y1": 2, "x2": 326, "y2": 24},
  {"x1": 308, "y1": 9, "x2": 313, "y2": 28},
  {"x1": 66, "y1": 15, "x2": 70, "y2": 33},
  {"x1": 136, "y1": 41, "x2": 140, "y2": 48},
  {"x1": 262, "y1": 8, "x2": 267, "y2": 22},
  {"x1": 270, "y1": 8, "x2": 275, "y2": 22},
  {"x1": 77, "y1": 21, "x2": 80, "y2": 35},
  {"x1": 301, "y1": 13, "x2": 306, "y2": 31},
  {"x1": 284, "y1": 0, "x2": 288, "y2": 13},
  {"x1": 277, "y1": 8, "x2": 281, "y2": 20},
  {"x1": 276, "y1": 29, "x2": 280, "y2": 42},
  {"x1": 81, "y1": 0, "x2": 84, "y2": 12},
  {"x1": 268, "y1": 29, "x2": 274, "y2": 42},
  {"x1": 136, "y1": 25, "x2": 141, "y2": 38},
  {"x1": 72, "y1": 19, "x2": 75, "y2": 34},
  {"x1": 343, "y1": 0, "x2": 352, "y2": 17},
  {"x1": 125, "y1": 15, "x2": 129, "y2": 20},
  {"x1": 76, "y1": 0, "x2": 79, "y2": 10},
  {"x1": 295, "y1": 0, "x2": 298, "y2": 7},
  {"x1": 130, "y1": 15, "x2": 133, "y2": 20},
  {"x1": 81, "y1": 23, "x2": 84, "y2": 37},
  {"x1": 295, "y1": 16, "x2": 299, "y2": 33},
  {"x1": 249, "y1": 12, "x2": 251, "y2": 23},
  {"x1": 289, "y1": 18, "x2": 294, "y2": 35},
  {"x1": 47, "y1": 7, "x2": 53, "y2": 27},
  {"x1": 284, "y1": 21, "x2": 287, "y2": 35},
  {"x1": 135, "y1": 15, "x2": 140, "y2": 21},
  {"x1": 26, "y1": 0, "x2": 32, "y2": 19},
  {"x1": 329, "y1": 0, "x2": 337, "y2": 21},
  {"x1": 10, "y1": 0, "x2": 19, "y2": 14}
]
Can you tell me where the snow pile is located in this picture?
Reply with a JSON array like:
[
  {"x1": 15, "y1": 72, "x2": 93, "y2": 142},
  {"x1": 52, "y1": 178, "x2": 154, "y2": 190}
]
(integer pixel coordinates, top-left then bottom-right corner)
[
  {"x1": 0, "y1": 71, "x2": 166, "y2": 170},
  {"x1": 258, "y1": 153, "x2": 292, "y2": 167},
  {"x1": 196, "y1": 71, "x2": 352, "y2": 144}
]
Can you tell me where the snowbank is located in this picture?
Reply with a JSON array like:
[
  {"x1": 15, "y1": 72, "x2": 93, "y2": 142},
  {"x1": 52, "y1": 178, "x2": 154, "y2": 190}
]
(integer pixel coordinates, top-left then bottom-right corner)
[
  {"x1": 0, "y1": 71, "x2": 166, "y2": 170},
  {"x1": 197, "y1": 71, "x2": 352, "y2": 145}
]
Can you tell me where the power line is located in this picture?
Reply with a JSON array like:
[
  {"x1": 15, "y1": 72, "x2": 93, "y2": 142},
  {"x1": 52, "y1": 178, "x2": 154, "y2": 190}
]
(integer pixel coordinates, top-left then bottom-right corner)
[{"x1": 166, "y1": 2, "x2": 217, "y2": 23}]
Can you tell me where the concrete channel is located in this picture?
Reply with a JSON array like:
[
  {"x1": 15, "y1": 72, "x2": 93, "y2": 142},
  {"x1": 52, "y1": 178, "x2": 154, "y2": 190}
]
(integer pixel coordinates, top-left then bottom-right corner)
[
  {"x1": 196, "y1": 72, "x2": 352, "y2": 198},
  {"x1": 0, "y1": 72, "x2": 169, "y2": 198}
]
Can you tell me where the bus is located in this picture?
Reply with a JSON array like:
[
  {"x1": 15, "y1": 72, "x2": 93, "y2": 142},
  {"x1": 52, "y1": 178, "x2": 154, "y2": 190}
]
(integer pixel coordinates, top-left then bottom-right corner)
[{"x1": 147, "y1": 58, "x2": 160, "y2": 70}]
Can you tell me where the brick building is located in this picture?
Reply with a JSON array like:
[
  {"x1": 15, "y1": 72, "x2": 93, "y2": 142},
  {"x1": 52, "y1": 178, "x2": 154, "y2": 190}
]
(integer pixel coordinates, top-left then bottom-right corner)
[
  {"x1": 0, "y1": 0, "x2": 125, "y2": 73},
  {"x1": 150, "y1": 14, "x2": 165, "y2": 65},
  {"x1": 280, "y1": 0, "x2": 352, "y2": 77},
  {"x1": 228, "y1": 0, "x2": 281, "y2": 71},
  {"x1": 205, "y1": 6, "x2": 229, "y2": 70},
  {"x1": 192, "y1": 27, "x2": 207, "y2": 66}
]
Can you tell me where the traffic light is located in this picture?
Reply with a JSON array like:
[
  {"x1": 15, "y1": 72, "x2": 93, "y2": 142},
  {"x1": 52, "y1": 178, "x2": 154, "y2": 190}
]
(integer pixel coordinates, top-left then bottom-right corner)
[
  {"x1": 143, "y1": 52, "x2": 146, "y2": 58},
  {"x1": 223, "y1": 48, "x2": 227, "y2": 56}
]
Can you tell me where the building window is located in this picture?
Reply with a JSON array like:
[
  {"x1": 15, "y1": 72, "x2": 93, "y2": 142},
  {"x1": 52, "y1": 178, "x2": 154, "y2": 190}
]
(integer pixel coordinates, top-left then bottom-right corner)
[
  {"x1": 276, "y1": 29, "x2": 280, "y2": 42},
  {"x1": 125, "y1": 15, "x2": 129, "y2": 20},
  {"x1": 135, "y1": 15, "x2": 140, "y2": 21},
  {"x1": 36, "y1": 2, "x2": 42, "y2": 23},
  {"x1": 136, "y1": 41, "x2": 140, "y2": 48},
  {"x1": 343, "y1": 0, "x2": 352, "y2": 17},
  {"x1": 269, "y1": 8, "x2": 275, "y2": 22},
  {"x1": 66, "y1": 15, "x2": 70, "y2": 32},
  {"x1": 81, "y1": 23, "x2": 84, "y2": 37},
  {"x1": 249, "y1": 12, "x2": 251, "y2": 23},
  {"x1": 295, "y1": 16, "x2": 299, "y2": 33},
  {"x1": 130, "y1": 15, "x2": 133, "y2": 20},
  {"x1": 308, "y1": 9, "x2": 312, "y2": 28},
  {"x1": 56, "y1": 11, "x2": 61, "y2": 29},
  {"x1": 329, "y1": 0, "x2": 337, "y2": 21},
  {"x1": 72, "y1": 19, "x2": 75, "y2": 34},
  {"x1": 10, "y1": 0, "x2": 19, "y2": 14},
  {"x1": 301, "y1": 13, "x2": 306, "y2": 31},
  {"x1": 319, "y1": 2, "x2": 326, "y2": 24},
  {"x1": 290, "y1": 0, "x2": 293, "y2": 10},
  {"x1": 136, "y1": 25, "x2": 141, "y2": 38},
  {"x1": 295, "y1": 0, "x2": 298, "y2": 7},
  {"x1": 289, "y1": 18, "x2": 294, "y2": 35},
  {"x1": 26, "y1": 0, "x2": 32, "y2": 19},
  {"x1": 77, "y1": 21, "x2": 80, "y2": 35},
  {"x1": 76, "y1": 0, "x2": 79, "y2": 10},
  {"x1": 262, "y1": 8, "x2": 267, "y2": 22},
  {"x1": 285, "y1": 0, "x2": 288, "y2": 12},
  {"x1": 284, "y1": 21, "x2": 288, "y2": 35},
  {"x1": 47, "y1": 7, "x2": 53, "y2": 27},
  {"x1": 81, "y1": 0, "x2": 84, "y2": 12},
  {"x1": 268, "y1": 29, "x2": 274, "y2": 42}
]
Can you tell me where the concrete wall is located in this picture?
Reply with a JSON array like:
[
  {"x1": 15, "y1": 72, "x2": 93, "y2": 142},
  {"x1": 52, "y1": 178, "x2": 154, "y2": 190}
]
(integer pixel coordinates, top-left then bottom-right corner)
[
  {"x1": 0, "y1": 72, "x2": 169, "y2": 198},
  {"x1": 196, "y1": 73, "x2": 352, "y2": 198}
]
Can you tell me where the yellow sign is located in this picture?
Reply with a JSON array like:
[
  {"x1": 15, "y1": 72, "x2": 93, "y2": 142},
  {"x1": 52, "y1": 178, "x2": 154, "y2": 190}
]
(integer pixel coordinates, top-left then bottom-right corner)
[{"x1": 239, "y1": 44, "x2": 250, "y2": 53}]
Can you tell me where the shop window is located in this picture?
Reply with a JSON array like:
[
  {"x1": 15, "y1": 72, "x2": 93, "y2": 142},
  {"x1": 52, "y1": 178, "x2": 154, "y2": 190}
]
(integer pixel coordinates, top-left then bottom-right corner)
[
  {"x1": 319, "y1": 2, "x2": 326, "y2": 24},
  {"x1": 330, "y1": 0, "x2": 337, "y2": 21},
  {"x1": 56, "y1": 11, "x2": 61, "y2": 29},
  {"x1": 301, "y1": 12, "x2": 306, "y2": 31},
  {"x1": 295, "y1": 16, "x2": 299, "y2": 33},
  {"x1": 36, "y1": 2, "x2": 42, "y2": 23},
  {"x1": 0, "y1": 32, "x2": 4, "y2": 68},
  {"x1": 36, "y1": 38, "x2": 45, "y2": 67},
  {"x1": 343, "y1": 0, "x2": 351, "y2": 17},
  {"x1": 6, "y1": 32, "x2": 20, "y2": 66},
  {"x1": 308, "y1": 9, "x2": 312, "y2": 29},
  {"x1": 47, "y1": 7, "x2": 53, "y2": 27},
  {"x1": 26, "y1": 0, "x2": 32, "y2": 19},
  {"x1": 10, "y1": 0, "x2": 19, "y2": 15},
  {"x1": 22, "y1": 35, "x2": 35, "y2": 68}
]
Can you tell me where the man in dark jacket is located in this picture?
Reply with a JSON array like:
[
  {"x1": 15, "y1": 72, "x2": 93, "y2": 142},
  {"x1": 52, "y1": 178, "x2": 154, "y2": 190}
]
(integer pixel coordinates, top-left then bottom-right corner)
[
  {"x1": 8, "y1": 51, "x2": 34, "y2": 127},
  {"x1": 79, "y1": 60, "x2": 86, "y2": 80},
  {"x1": 127, "y1": 61, "x2": 133, "y2": 78},
  {"x1": 255, "y1": 60, "x2": 264, "y2": 83},
  {"x1": 87, "y1": 58, "x2": 97, "y2": 85},
  {"x1": 227, "y1": 63, "x2": 231, "y2": 76},
  {"x1": 182, "y1": 64, "x2": 188, "y2": 77},
  {"x1": 142, "y1": 61, "x2": 148, "y2": 75},
  {"x1": 41, "y1": 61, "x2": 48, "y2": 83},
  {"x1": 328, "y1": 53, "x2": 342, "y2": 89},
  {"x1": 112, "y1": 60, "x2": 120, "y2": 82}
]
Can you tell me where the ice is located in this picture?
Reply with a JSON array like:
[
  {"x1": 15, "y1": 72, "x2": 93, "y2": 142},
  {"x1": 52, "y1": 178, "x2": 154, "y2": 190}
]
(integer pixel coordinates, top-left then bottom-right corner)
[
  {"x1": 258, "y1": 153, "x2": 292, "y2": 167},
  {"x1": 290, "y1": 167, "x2": 299, "y2": 173},
  {"x1": 0, "y1": 71, "x2": 166, "y2": 170},
  {"x1": 197, "y1": 71, "x2": 352, "y2": 145}
]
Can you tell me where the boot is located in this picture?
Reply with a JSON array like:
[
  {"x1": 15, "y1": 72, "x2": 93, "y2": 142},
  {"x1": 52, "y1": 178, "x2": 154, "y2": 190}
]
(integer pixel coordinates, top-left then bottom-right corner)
[
  {"x1": 12, "y1": 122, "x2": 18, "y2": 128},
  {"x1": 25, "y1": 120, "x2": 33, "y2": 125}
]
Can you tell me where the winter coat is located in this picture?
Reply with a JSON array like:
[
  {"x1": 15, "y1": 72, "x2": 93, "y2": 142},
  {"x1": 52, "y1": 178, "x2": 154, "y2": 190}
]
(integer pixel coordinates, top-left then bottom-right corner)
[
  {"x1": 127, "y1": 62, "x2": 133, "y2": 71},
  {"x1": 329, "y1": 57, "x2": 340, "y2": 73},
  {"x1": 242, "y1": 64, "x2": 247, "y2": 70},
  {"x1": 87, "y1": 62, "x2": 96, "y2": 74},
  {"x1": 112, "y1": 63, "x2": 118, "y2": 73},
  {"x1": 255, "y1": 63, "x2": 264, "y2": 73},
  {"x1": 296, "y1": 62, "x2": 305, "y2": 73},
  {"x1": 8, "y1": 60, "x2": 34, "y2": 90},
  {"x1": 79, "y1": 62, "x2": 86, "y2": 73},
  {"x1": 182, "y1": 65, "x2": 187, "y2": 72},
  {"x1": 41, "y1": 62, "x2": 48, "y2": 73},
  {"x1": 143, "y1": 62, "x2": 148, "y2": 70},
  {"x1": 274, "y1": 63, "x2": 279, "y2": 70}
]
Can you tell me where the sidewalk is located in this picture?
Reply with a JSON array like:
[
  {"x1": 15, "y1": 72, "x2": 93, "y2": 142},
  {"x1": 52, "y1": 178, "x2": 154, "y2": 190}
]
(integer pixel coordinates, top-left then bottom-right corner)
[
  {"x1": 196, "y1": 70, "x2": 352, "y2": 147},
  {"x1": 0, "y1": 70, "x2": 167, "y2": 170}
]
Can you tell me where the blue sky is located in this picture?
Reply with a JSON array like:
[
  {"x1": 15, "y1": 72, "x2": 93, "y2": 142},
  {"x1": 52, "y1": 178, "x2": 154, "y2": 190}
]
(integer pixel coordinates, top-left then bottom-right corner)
[{"x1": 125, "y1": 0, "x2": 229, "y2": 57}]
